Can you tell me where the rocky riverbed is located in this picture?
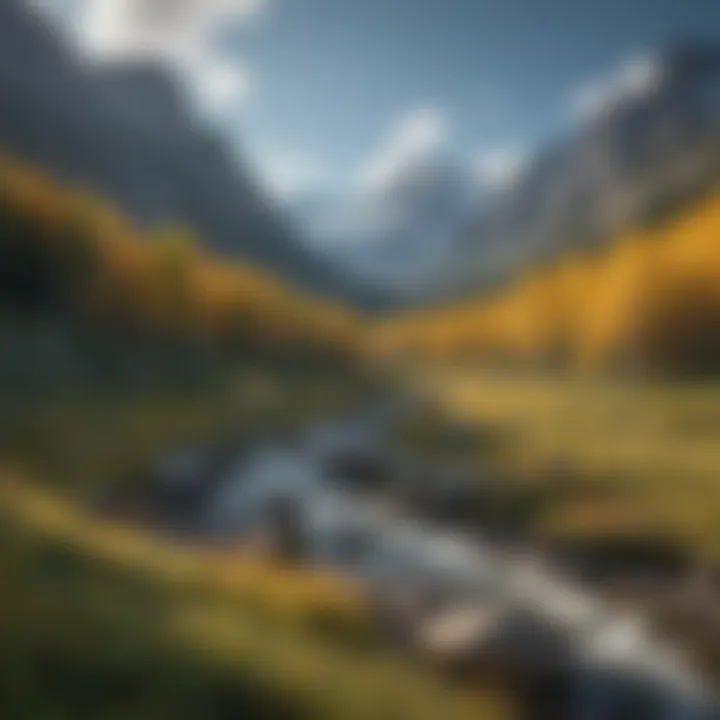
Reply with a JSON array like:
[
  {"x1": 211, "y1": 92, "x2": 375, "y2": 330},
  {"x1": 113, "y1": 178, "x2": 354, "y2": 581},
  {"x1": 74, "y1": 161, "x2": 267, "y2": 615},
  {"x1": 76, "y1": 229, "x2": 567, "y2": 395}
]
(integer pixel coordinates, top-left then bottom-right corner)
[{"x1": 123, "y1": 399, "x2": 719, "y2": 719}]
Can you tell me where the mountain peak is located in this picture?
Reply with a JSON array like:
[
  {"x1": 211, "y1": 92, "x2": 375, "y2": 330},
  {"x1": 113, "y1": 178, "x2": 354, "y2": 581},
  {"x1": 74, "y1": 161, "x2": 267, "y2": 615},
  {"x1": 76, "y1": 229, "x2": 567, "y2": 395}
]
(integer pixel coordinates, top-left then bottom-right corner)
[
  {"x1": 429, "y1": 41, "x2": 720, "y2": 301},
  {"x1": 0, "y1": 0, "x2": 379, "y2": 306}
]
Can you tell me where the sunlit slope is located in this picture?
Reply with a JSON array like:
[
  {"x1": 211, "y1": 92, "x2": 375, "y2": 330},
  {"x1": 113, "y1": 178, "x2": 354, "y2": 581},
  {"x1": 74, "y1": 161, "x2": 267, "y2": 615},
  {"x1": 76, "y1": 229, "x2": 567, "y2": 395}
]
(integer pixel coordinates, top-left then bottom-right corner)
[
  {"x1": 409, "y1": 366, "x2": 720, "y2": 555},
  {"x1": 374, "y1": 190, "x2": 720, "y2": 376},
  {"x1": 0, "y1": 154, "x2": 510, "y2": 717},
  {"x1": 0, "y1": 153, "x2": 363, "y2": 365},
  {"x1": 0, "y1": 476, "x2": 508, "y2": 720}
]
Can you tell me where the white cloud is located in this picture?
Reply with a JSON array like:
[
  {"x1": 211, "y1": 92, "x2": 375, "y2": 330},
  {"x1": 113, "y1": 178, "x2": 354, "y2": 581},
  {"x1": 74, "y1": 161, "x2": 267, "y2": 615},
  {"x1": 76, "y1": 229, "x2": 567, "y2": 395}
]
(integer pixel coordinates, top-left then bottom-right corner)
[
  {"x1": 358, "y1": 107, "x2": 448, "y2": 192},
  {"x1": 75, "y1": 0, "x2": 266, "y2": 61},
  {"x1": 35, "y1": 0, "x2": 266, "y2": 114},
  {"x1": 257, "y1": 151, "x2": 329, "y2": 200},
  {"x1": 191, "y1": 55, "x2": 251, "y2": 110},
  {"x1": 474, "y1": 147, "x2": 527, "y2": 190},
  {"x1": 571, "y1": 53, "x2": 664, "y2": 120}
]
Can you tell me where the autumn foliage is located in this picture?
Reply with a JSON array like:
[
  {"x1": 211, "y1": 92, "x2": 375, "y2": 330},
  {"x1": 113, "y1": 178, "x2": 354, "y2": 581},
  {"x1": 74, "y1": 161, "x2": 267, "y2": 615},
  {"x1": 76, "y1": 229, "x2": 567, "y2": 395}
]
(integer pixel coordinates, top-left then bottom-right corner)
[
  {"x1": 0, "y1": 153, "x2": 362, "y2": 368},
  {"x1": 374, "y1": 191, "x2": 720, "y2": 376}
]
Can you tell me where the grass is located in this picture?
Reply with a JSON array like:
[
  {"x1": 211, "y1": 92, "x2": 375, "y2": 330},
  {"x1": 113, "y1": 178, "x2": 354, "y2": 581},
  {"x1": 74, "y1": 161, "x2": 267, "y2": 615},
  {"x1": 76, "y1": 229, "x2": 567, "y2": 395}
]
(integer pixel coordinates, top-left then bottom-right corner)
[
  {"x1": 409, "y1": 364, "x2": 720, "y2": 559},
  {"x1": 0, "y1": 369, "x2": 510, "y2": 720},
  {"x1": 0, "y1": 476, "x2": 509, "y2": 720},
  {"x1": 0, "y1": 366, "x2": 372, "y2": 496}
]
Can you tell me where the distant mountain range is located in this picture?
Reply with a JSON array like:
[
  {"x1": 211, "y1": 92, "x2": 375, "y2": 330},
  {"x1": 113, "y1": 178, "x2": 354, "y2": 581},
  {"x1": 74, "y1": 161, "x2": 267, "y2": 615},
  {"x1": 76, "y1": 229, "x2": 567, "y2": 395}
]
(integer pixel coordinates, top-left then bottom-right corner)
[
  {"x1": 2, "y1": 0, "x2": 718, "y2": 311},
  {"x1": 0, "y1": 0, "x2": 382, "y2": 307},
  {"x1": 432, "y1": 45, "x2": 720, "y2": 302},
  {"x1": 300, "y1": 44, "x2": 720, "y2": 306},
  {"x1": 291, "y1": 154, "x2": 479, "y2": 293}
]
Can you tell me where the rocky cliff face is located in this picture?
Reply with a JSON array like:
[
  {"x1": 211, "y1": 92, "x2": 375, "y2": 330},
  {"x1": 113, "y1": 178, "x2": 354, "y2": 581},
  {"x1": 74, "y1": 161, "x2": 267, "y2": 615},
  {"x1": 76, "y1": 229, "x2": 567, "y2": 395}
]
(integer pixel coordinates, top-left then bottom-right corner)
[
  {"x1": 0, "y1": 0, "x2": 376, "y2": 305},
  {"x1": 435, "y1": 45, "x2": 720, "y2": 299},
  {"x1": 299, "y1": 45, "x2": 720, "y2": 306},
  {"x1": 312, "y1": 155, "x2": 477, "y2": 293}
]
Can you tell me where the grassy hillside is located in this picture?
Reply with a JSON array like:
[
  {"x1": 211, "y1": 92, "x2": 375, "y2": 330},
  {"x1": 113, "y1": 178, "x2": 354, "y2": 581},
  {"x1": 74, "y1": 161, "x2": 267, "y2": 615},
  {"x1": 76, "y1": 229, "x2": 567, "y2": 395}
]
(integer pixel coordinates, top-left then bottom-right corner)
[
  {"x1": 1, "y1": 474, "x2": 509, "y2": 720},
  {"x1": 0, "y1": 345, "x2": 514, "y2": 719},
  {"x1": 374, "y1": 190, "x2": 720, "y2": 377},
  {"x1": 0, "y1": 366, "x2": 507, "y2": 719},
  {"x1": 375, "y1": 188, "x2": 720, "y2": 565},
  {"x1": 0, "y1": 155, "x2": 512, "y2": 718},
  {"x1": 0, "y1": 151, "x2": 362, "y2": 388},
  {"x1": 410, "y1": 366, "x2": 720, "y2": 559}
]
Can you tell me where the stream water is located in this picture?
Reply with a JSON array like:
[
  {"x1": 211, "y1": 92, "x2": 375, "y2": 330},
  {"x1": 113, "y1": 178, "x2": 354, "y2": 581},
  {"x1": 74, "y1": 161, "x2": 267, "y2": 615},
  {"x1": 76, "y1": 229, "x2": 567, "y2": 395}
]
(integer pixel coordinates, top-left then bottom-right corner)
[{"x1": 162, "y1": 403, "x2": 718, "y2": 719}]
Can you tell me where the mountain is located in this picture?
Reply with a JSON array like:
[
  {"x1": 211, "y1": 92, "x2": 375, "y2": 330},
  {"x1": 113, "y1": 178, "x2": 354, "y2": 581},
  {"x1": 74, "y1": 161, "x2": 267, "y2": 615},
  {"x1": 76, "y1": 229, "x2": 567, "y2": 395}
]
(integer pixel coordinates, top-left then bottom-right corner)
[
  {"x1": 293, "y1": 153, "x2": 479, "y2": 298},
  {"x1": 300, "y1": 44, "x2": 720, "y2": 306},
  {"x1": 433, "y1": 45, "x2": 720, "y2": 299},
  {"x1": 0, "y1": 0, "x2": 377, "y2": 306}
]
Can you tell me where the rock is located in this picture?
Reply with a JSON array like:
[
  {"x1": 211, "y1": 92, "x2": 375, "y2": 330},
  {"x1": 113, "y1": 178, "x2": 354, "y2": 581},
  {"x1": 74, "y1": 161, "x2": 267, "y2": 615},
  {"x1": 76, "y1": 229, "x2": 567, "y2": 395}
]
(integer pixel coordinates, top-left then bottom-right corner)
[{"x1": 416, "y1": 604, "x2": 572, "y2": 682}]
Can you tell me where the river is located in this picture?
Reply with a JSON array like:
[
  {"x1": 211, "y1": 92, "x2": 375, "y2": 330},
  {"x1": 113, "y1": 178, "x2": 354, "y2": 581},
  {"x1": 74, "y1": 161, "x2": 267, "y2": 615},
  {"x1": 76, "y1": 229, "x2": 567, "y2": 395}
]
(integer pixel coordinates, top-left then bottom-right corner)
[{"x1": 165, "y1": 402, "x2": 718, "y2": 719}]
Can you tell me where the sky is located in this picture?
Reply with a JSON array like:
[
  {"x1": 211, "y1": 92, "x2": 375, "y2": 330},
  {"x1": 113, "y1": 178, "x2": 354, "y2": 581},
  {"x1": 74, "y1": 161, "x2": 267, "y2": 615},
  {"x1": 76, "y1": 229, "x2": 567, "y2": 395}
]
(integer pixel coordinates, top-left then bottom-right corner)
[{"x1": 37, "y1": 0, "x2": 720, "y2": 203}]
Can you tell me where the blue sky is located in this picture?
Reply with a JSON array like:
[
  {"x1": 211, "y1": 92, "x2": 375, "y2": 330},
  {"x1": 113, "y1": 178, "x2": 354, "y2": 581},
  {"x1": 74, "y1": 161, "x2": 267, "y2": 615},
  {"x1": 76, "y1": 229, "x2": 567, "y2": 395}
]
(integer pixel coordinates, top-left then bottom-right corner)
[
  {"x1": 236, "y1": 0, "x2": 720, "y2": 194},
  {"x1": 39, "y1": 0, "x2": 720, "y2": 200}
]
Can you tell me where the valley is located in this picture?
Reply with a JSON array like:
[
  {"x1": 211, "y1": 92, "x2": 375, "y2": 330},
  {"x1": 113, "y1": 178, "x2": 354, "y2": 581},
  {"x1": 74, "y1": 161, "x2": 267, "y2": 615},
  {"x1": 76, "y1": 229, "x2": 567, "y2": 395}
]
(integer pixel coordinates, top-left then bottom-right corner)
[{"x1": 1, "y1": 2, "x2": 720, "y2": 718}]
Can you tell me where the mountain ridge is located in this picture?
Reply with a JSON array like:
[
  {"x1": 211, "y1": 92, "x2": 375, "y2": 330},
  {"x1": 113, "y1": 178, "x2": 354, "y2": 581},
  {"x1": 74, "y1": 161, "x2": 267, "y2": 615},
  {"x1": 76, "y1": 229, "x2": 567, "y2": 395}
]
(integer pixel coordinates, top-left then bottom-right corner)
[
  {"x1": 431, "y1": 43, "x2": 720, "y2": 302},
  {"x1": 301, "y1": 43, "x2": 720, "y2": 307},
  {"x1": 0, "y1": 0, "x2": 382, "y2": 307}
]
